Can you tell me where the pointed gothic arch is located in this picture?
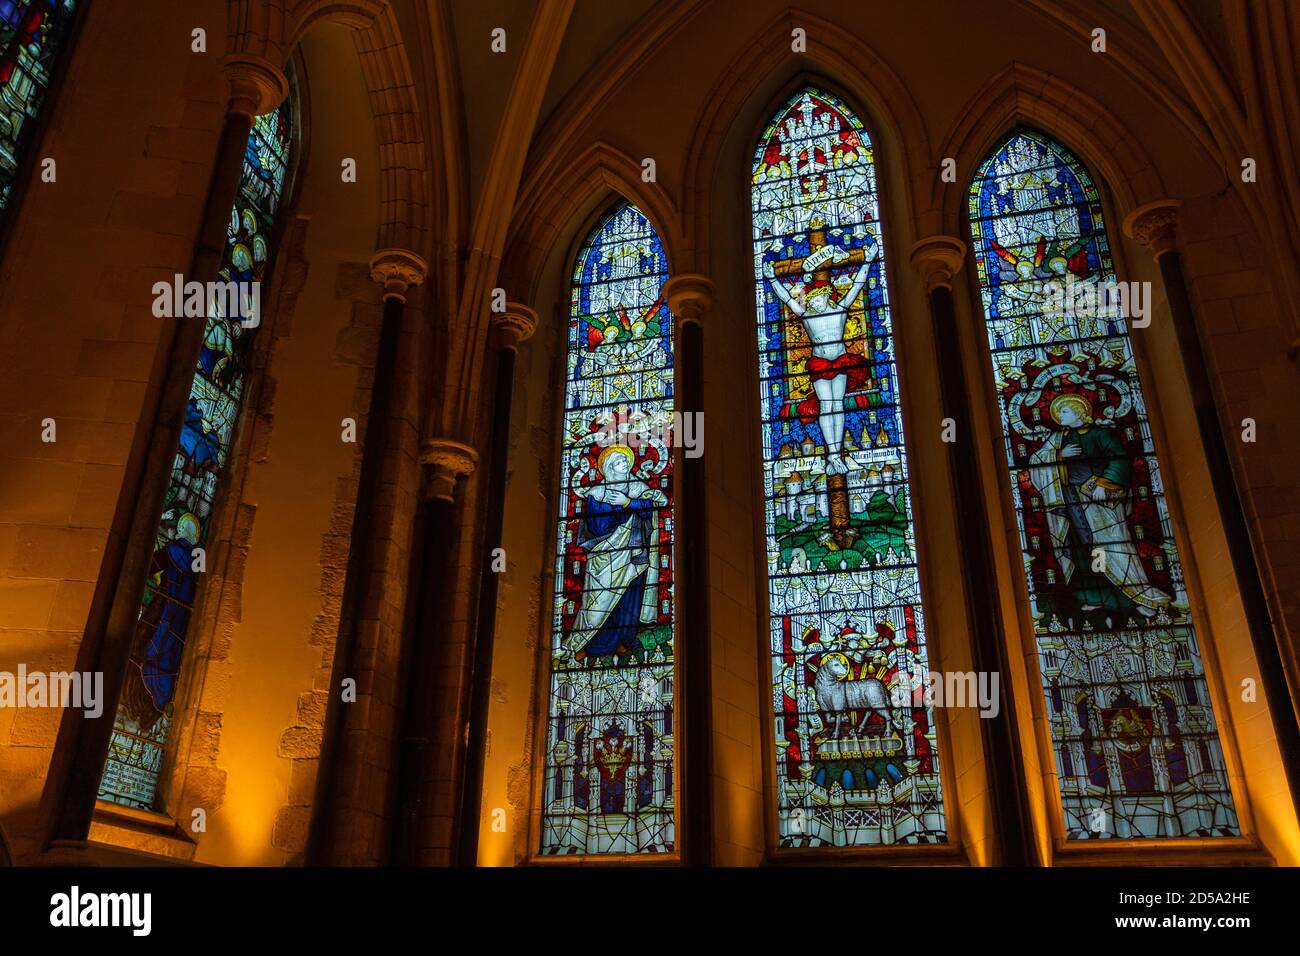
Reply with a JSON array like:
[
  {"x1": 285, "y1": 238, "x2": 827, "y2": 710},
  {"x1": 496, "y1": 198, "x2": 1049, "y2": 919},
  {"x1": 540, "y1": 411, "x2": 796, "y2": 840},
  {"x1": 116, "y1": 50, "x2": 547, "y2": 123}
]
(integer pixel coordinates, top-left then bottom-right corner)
[
  {"x1": 750, "y1": 84, "x2": 949, "y2": 850},
  {"x1": 684, "y1": 10, "x2": 931, "y2": 272},
  {"x1": 503, "y1": 142, "x2": 683, "y2": 308},
  {"x1": 533, "y1": 197, "x2": 680, "y2": 857},
  {"x1": 229, "y1": 0, "x2": 436, "y2": 263},
  {"x1": 933, "y1": 63, "x2": 1167, "y2": 238},
  {"x1": 965, "y1": 128, "x2": 1243, "y2": 841}
]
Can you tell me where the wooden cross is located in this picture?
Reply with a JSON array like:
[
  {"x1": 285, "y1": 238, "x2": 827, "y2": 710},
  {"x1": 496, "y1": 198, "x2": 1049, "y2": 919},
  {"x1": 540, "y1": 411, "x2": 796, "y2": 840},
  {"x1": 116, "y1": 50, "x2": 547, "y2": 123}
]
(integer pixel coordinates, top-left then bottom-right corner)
[
  {"x1": 768, "y1": 217, "x2": 865, "y2": 550},
  {"x1": 770, "y1": 218, "x2": 866, "y2": 282}
]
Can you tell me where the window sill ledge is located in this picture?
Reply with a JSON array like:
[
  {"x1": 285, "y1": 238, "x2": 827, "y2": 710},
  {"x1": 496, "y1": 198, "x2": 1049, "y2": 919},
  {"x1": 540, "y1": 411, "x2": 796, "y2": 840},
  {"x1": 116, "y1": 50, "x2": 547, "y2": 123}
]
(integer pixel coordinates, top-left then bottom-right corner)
[
  {"x1": 1051, "y1": 835, "x2": 1274, "y2": 867},
  {"x1": 36, "y1": 802, "x2": 201, "y2": 865}
]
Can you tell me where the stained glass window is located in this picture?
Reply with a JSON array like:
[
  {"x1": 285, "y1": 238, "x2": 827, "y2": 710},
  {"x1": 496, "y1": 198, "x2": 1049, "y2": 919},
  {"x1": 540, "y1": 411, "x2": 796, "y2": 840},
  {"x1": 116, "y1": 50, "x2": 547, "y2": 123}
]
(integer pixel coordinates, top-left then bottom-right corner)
[
  {"x1": 540, "y1": 201, "x2": 677, "y2": 854},
  {"x1": 752, "y1": 88, "x2": 946, "y2": 847},
  {"x1": 969, "y1": 130, "x2": 1239, "y2": 839},
  {"x1": 98, "y1": 96, "x2": 296, "y2": 810},
  {"x1": 0, "y1": 1, "x2": 79, "y2": 223}
]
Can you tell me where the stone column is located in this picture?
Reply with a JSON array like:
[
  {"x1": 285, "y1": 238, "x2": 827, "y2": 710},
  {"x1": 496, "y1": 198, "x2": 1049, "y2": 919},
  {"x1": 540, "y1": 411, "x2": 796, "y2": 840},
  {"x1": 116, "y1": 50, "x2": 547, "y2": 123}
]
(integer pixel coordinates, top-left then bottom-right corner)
[
  {"x1": 1124, "y1": 200, "x2": 1300, "y2": 813},
  {"x1": 51, "y1": 55, "x2": 289, "y2": 841},
  {"x1": 454, "y1": 303, "x2": 537, "y2": 866},
  {"x1": 390, "y1": 438, "x2": 478, "y2": 864},
  {"x1": 908, "y1": 236, "x2": 1035, "y2": 866},
  {"x1": 307, "y1": 249, "x2": 427, "y2": 864},
  {"x1": 663, "y1": 274, "x2": 715, "y2": 865}
]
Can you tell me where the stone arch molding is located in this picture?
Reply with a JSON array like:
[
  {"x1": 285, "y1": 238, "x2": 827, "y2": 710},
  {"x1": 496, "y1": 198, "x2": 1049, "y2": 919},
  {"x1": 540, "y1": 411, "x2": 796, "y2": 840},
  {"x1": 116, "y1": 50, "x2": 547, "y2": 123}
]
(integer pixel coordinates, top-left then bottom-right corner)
[
  {"x1": 503, "y1": 141, "x2": 683, "y2": 307},
  {"x1": 680, "y1": 9, "x2": 932, "y2": 274},
  {"x1": 226, "y1": 0, "x2": 432, "y2": 258},
  {"x1": 931, "y1": 62, "x2": 1167, "y2": 238},
  {"x1": 510, "y1": 9, "x2": 931, "y2": 282}
]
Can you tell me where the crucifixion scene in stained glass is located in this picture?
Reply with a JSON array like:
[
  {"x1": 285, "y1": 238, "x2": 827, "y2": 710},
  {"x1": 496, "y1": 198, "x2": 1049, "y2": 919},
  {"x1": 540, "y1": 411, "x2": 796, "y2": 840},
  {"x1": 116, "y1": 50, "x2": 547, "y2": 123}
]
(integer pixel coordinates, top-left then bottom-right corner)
[{"x1": 752, "y1": 88, "x2": 945, "y2": 848}]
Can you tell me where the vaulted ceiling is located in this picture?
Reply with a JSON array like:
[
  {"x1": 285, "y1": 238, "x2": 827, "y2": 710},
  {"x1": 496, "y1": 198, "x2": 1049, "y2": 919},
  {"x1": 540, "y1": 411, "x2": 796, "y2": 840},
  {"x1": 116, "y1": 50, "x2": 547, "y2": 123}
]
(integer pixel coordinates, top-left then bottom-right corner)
[{"x1": 433, "y1": 0, "x2": 1236, "y2": 208}]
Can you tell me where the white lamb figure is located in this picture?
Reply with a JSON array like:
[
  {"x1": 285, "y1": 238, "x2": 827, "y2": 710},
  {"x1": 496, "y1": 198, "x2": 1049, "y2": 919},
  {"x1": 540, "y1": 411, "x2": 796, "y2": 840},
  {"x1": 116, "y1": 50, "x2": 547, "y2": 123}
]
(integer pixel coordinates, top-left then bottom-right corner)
[{"x1": 814, "y1": 653, "x2": 892, "y2": 737}]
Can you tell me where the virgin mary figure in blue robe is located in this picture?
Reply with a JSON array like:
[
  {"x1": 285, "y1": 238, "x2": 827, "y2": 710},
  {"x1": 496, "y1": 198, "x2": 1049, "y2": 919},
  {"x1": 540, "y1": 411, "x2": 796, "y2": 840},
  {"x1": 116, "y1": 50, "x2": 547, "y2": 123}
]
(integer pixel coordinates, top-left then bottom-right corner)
[{"x1": 568, "y1": 445, "x2": 666, "y2": 662}]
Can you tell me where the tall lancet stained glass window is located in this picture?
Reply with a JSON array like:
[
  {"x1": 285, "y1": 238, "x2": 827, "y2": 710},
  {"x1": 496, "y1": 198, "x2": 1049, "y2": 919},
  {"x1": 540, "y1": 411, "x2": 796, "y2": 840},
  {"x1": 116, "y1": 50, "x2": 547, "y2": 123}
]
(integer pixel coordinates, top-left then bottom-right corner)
[
  {"x1": 752, "y1": 88, "x2": 945, "y2": 847},
  {"x1": 541, "y1": 201, "x2": 677, "y2": 855},
  {"x1": 1, "y1": 1, "x2": 79, "y2": 222},
  {"x1": 98, "y1": 96, "x2": 296, "y2": 810},
  {"x1": 969, "y1": 130, "x2": 1239, "y2": 839}
]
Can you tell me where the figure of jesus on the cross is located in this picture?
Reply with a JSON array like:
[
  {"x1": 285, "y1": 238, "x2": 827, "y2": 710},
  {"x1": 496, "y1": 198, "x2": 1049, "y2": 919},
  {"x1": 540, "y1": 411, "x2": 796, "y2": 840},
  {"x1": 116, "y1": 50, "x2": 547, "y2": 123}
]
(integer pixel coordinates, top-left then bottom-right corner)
[{"x1": 763, "y1": 219, "x2": 880, "y2": 475}]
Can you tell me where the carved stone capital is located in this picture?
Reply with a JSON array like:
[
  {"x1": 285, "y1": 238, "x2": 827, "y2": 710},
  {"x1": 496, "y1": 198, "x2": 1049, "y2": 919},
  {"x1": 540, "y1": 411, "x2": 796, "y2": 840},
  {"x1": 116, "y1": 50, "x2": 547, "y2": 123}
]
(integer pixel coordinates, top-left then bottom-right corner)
[
  {"x1": 1123, "y1": 200, "x2": 1181, "y2": 259},
  {"x1": 663, "y1": 273, "x2": 715, "y2": 327},
  {"x1": 908, "y1": 236, "x2": 966, "y2": 292},
  {"x1": 370, "y1": 248, "x2": 429, "y2": 302},
  {"x1": 222, "y1": 53, "x2": 289, "y2": 117},
  {"x1": 420, "y1": 438, "x2": 478, "y2": 503},
  {"x1": 491, "y1": 303, "x2": 538, "y2": 350}
]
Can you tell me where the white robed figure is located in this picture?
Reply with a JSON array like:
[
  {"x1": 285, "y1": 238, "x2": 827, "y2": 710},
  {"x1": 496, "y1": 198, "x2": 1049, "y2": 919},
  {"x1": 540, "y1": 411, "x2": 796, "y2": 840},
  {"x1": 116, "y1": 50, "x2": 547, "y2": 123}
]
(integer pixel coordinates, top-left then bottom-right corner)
[
  {"x1": 1027, "y1": 393, "x2": 1171, "y2": 618},
  {"x1": 566, "y1": 445, "x2": 667, "y2": 661},
  {"x1": 762, "y1": 238, "x2": 879, "y2": 475}
]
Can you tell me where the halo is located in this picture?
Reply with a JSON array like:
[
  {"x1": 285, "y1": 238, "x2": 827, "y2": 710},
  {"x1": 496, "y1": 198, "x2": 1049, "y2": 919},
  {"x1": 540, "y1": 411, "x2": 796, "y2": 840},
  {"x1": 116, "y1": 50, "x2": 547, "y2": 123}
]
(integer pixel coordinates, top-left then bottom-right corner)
[
  {"x1": 596, "y1": 444, "x2": 635, "y2": 474},
  {"x1": 1049, "y1": 393, "x2": 1093, "y2": 425},
  {"x1": 176, "y1": 511, "x2": 201, "y2": 544},
  {"x1": 821, "y1": 651, "x2": 852, "y2": 680}
]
